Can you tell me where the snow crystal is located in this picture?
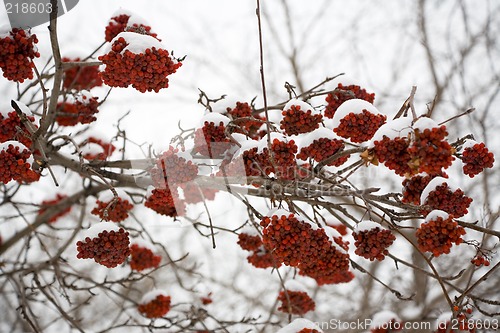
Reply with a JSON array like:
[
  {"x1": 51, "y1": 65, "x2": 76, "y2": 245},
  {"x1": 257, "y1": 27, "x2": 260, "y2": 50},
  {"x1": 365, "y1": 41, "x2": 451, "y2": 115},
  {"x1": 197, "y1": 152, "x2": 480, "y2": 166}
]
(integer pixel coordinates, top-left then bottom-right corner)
[
  {"x1": 330, "y1": 99, "x2": 381, "y2": 130},
  {"x1": 131, "y1": 238, "x2": 157, "y2": 253},
  {"x1": 97, "y1": 189, "x2": 129, "y2": 202},
  {"x1": 412, "y1": 117, "x2": 438, "y2": 131},
  {"x1": 112, "y1": 32, "x2": 165, "y2": 54},
  {"x1": 371, "y1": 310, "x2": 400, "y2": 328},
  {"x1": 356, "y1": 220, "x2": 381, "y2": 232},
  {"x1": 0, "y1": 141, "x2": 33, "y2": 164},
  {"x1": 277, "y1": 318, "x2": 323, "y2": 333},
  {"x1": 420, "y1": 176, "x2": 458, "y2": 205},
  {"x1": 199, "y1": 113, "x2": 231, "y2": 126},
  {"x1": 297, "y1": 127, "x2": 339, "y2": 149},
  {"x1": 140, "y1": 289, "x2": 168, "y2": 305},
  {"x1": 81, "y1": 222, "x2": 120, "y2": 240},
  {"x1": 369, "y1": 117, "x2": 413, "y2": 146},
  {"x1": 425, "y1": 210, "x2": 450, "y2": 222},
  {"x1": 284, "y1": 280, "x2": 307, "y2": 292},
  {"x1": 283, "y1": 98, "x2": 319, "y2": 115}
]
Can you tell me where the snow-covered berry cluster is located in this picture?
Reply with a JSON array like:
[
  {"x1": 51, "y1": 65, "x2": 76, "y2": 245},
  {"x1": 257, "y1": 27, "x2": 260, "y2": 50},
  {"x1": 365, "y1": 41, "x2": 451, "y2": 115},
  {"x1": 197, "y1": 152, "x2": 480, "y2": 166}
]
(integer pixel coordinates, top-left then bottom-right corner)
[
  {"x1": 280, "y1": 101, "x2": 323, "y2": 136},
  {"x1": 402, "y1": 173, "x2": 447, "y2": 205},
  {"x1": 38, "y1": 194, "x2": 72, "y2": 223},
  {"x1": 256, "y1": 136, "x2": 299, "y2": 180},
  {"x1": 138, "y1": 290, "x2": 171, "y2": 318},
  {"x1": 461, "y1": 141, "x2": 494, "y2": 178},
  {"x1": 420, "y1": 177, "x2": 472, "y2": 218},
  {"x1": 62, "y1": 57, "x2": 103, "y2": 90},
  {"x1": 277, "y1": 319, "x2": 323, "y2": 333},
  {"x1": 105, "y1": 13, "x2": 158, "y2": 42},
  {"x1": 324, "y1": 83, "x2": 375, "y2": 118},
  {"x1": 353, "y1": 221, "x2": 395, "y2": 261},
  {"x1": 225, "y1": 101, "x2": 263, "y2": 138},
  {"x1": 80, "y1": 137, "x2": 116, "y2": 161},
  {"x1": 237, "y1": 232, "x2": 281, "y2": 269},
  {"x1": 193, "y1": 114, "x2": 232, "y2": 158},
  {"x1": 373, "y1": 136, "x2": 411, "y2": 176},
  {"x1": 150, "y1": 146, "x2": 199, "y2": 188},
  {"x1": 297, "y1": 128, "x2": 348, "y2": 167},
  {"x1": 99, "y1": 33, "x2": 181, "y2": 93},
  {"x1": 56, "y1": 92, "x2": 99, "y2": 126},
  {"x1": 145, "y1": 187, "x2": 185, "y2": 217},
  {"x1": 130, "y1": 241, "x2": 162, "y2": 271},
  {"x1": 277, "y1": 290, "x2": 316, "y2": 315},
  {"x1": 76, "y1": 223, "x2": 131, "y2": 268},
  {"x1": 416, "y1": 210, "x2": 465, "y2": 257},
  {"x1": 91, "y1": 196, "x2": 134, "y2": 222},
  {"x1": 0, "y1": 142, "x2": 39, "y2": 184},
  {"x1": 0, "y1": 28, "x2": 39, "y2": 82},
  {"x1": 0, "y1": 110, "x2": 36, "y2": 148}
]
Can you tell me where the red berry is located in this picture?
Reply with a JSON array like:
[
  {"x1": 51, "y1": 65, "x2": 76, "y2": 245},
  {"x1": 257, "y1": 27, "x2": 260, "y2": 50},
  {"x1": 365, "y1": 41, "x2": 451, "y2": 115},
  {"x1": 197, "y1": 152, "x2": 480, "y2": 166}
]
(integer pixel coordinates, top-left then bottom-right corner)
[
  {"x1": 130, "y1": 242, "x2": 161, "y2": 271},
  {"x1": 280, "y1": 101, "x2": 323, "y2": 136},
  {"x1": 416, "y1": 210, "x2": 465, "y2": 257},
  {"x1": 0, "y1": 28, "x2": 39, "y2": 82},
  {"x1": 353, "y1": 221, "x2": 395, "y2": 261},
  {"x1": 0, "y1": 142, "x2": 40, "y2": 184},
  {"x1": 277, "y1": 290, "x2": 315, "y2": 315},
  {"x1": 91, "y1": 196, "x2": 134, "y2": 222},
  {"x1": 461, "y1": 142, "x2": 494, "y2": 177},
  {"x1": 138, "y1": 291, "x2": 171, "y2": 318},
  {"x1": 145, "y1": 187, "x2": 185, "y2": 217},
  {"x1": 324, "y1": 83, "x2": 375, "y2": 118}
]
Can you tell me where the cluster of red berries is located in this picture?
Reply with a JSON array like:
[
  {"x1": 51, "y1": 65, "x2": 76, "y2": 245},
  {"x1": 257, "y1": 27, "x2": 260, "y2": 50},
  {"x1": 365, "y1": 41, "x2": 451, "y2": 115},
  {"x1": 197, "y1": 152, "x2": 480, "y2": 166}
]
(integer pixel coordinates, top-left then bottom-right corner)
[
  {"x1": 297, "y1": 138, "x2": 348, "y2": 167},
  {"x1": 237, "y1": 232, "x2": 262, "y2": 251},
  {"x1": 334, "y1": 110, "x2": 386, "y2": 143},
  {"x1": 280, "y1": 104, "x2": 323, "y2": 136},
  {"x1": 471, "y1": 255, "x2": 490, "y2": 267},
  {"x1": 277, "y1": 290, "x2": 316, "y2": 315},
  {"x1": 461, "y1": 142, "x2": 494, "y2": 178},
  {"x1": 422, "y1": 184, "x2": 472, "y2": 218},
  {"x1": 402, "y1": 174, "x2": 446, "y2": 205},
  {"x1": 193, "y1": 121, "x2": 231, "y2": 157},
  {"x1": 218, "y1": 147, "x2": 264, "y2": 181},
  {"x1": 373, "y1": 136, "x2": 412, "y2": 176},
  {"x1": 105, "y1": 14, "x2": 158, "y2": 42},
  {"x1": 0, "y1": 143, "x2": 39, "y2": 184},
  {"x1": 138, "y1": 294, "x2": 171, "y2": 318},
  {"x1": 353, "y1": 225, "x2": 395, "y2": 261},
  {"x1": 261, "y1": 138, "x2": 299, "y2": 180},
  {"x1": 91, "y1": 197, "x2": 134, "y2": 222},
  {"x1": 416, "y1": 212, "x2": 465, "y2": 257},
  {"x1": 237, "y1": 232, "x2": 281, "y2": 269},
  {"x1": 150, "y1": 146, "x2": 199, "y2": 188},
  {"x1": 180, "y1": 182, "x2": 217, "y2": 204},
  {"x1": 0, "y1": 28, "x2": 39, "y2": 82},
  {"x1": 130, "y1": 243, "x2": 162, "y2": 271},
  {"x1": 261, "y1": 212, "x2": 350, "y2": 285},
  {"x1": 62, "y1": 57, "x2": 103, "y2": 90},
  {"x1": 145, "y1": 187, "x2": 185, "y2": 217},
  {"x1": 80, "y1": 137, "x2": 116, "y2": 161},
  {"x1": 38, "y1": 194, "x2": 71, "y2": 223},
  {"x1": 76, "y1": 227, "x2": 131, "y2": 268},
  {"x1": 0, "y1": 111, "x2": 36, "y2": 148},
  {"x1": 99, "y1": 34, "x2": 181, "y2": 93},
  {"x1": 325, "y1": 84, "x2": 375, "y2": 118},
  {"x1": 56, "y1": 95, "x2": 99, "y2": 126},
  {"x1": 226, "y1": 102, "x2": 263, "y2": 138},
  {"x1": 407, "y1": 125, "x2": 454, "y2": 175}
]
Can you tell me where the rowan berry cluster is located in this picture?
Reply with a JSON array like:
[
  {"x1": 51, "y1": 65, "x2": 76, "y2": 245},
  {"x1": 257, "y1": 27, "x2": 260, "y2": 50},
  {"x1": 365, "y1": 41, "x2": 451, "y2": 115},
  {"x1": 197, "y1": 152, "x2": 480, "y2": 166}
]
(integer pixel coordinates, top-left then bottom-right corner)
[
  {"x1": 38, "y1": 194, "x2": 72, "y2": 223},
  {"x1": 0, "y1": 111, "x2": 36, "y2": 148},
  {"x1": 416, "y1": 211, "x2": 465, "y2": 257},
  {"x1": 193, "y1": 121, "x2": 231, "y2": 157},
  {"x1": 280, "y1": 104, "x2": 323, "y2": 136},
  {"x1": 180, "y1": 182, "x2": 217, "y2": 204},
  {"x1": 138, "y1": 294, "x2": 171, "y2": 318},
  {"x1": 297, "y1": 137, "x2": 347, "y2": 166},
  {"x1": 334, "y1": 110, "x2": 386, "y2": 143},
  {"x1": 324, "y1": 84, "x2": 375, "y2": 118},
  {"x1": 261, "y1": 138, "x2": 298, "y2": 180},
  {"x1": 421, "y1": 183, "x2": 472, "y2": 218},
  {"x1": 461, "y1": 142, "x2": 494, "y2": 178},
  {"x1": 277, "y1": 290, "x2": 316, "y2": 315},
  {"x1": 145, "y1": 187, "x2": 185, "y2": 217},
  {"x1": 471, "y1": 255, "x2": 490, "y2": 267},
  {"x1": 130, "y1": 243, "x2": 162, "y2": 271},
  {"x1": 353, "y1": 225, "x2": 395, "y2": 261},
  {"x1": 237, "y1": 232, "x2": 262, "y2": 251},
  {"x1": 76, "y1": 227, "x2": 131, "y2": 268},
  {"x1": 81, "y1": 137, "x2": 116, "y2": 161},
  {"x1": 99, "y1": 33, "x2": 181, "y2": 93},
  {"x1": 373, "y1": 136, "x2": 411, "y2": 176},
  {"x1": 226, "y1": 102, "x2": 263, "y2": 138},
  {"x1": 56, "y1": 94, "x2": 100, "y2": 126},
  {"x1": 62, "y1": 57, "x2": 103, "y2": 90},
  {"x1": 150, "y1": 146, "x2": 199, "y2": 188},
  {"x1": 0, "y1": 142, "x2": 40, "y2": 184},
  {"x1": 402, "y1": 174, "x2": 446, "y2": 205},
  {"x1": 91, "y1": 197, "x2": 134, "y2": 222},
  {"x1": 105, "y1": 14, "x2": 158, "y2": 42},
  {"x1": 237, "y1": 232, "x2": 281, "y2": 269},
  {"x1": 0, "y1": 28, "x2": 39, "y2": 82},
  {"x1": 261, "y1": 212, "x2": 350, "y2": 285}
]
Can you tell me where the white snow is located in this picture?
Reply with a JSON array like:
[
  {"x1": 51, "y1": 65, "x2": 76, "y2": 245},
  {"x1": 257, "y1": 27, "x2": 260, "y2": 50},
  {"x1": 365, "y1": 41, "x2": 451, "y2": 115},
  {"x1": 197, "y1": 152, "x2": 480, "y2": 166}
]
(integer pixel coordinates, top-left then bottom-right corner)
[
  {"x1": 211, "y1": 96, "x2": 239, "y2": 114},
  {"x1": 356, "y1": 220, "x2": 381, "y2": 232},
  {"x1": 12, "y1": 101, "x2": 33, "y2": 116},
  {"x1": 371, "y1": 310, "x2": 400, "y2": 328},
  {"x1": 277, "y1": 318, "x2": 323, "y2": 333},
  {"x1": 284, "y1": 280, "x2": 307, "y2": 292},
  {"x1": 111, "y1": 32, "x2": 165, "y2": 54},
  {"x1": 81, "y1": 222, "x2": 121, "y2": 240},
  {"x1": 0, "y1": 108, "x2": 11, "y2": 118},
  {"x1": 283, "y1": 99, "x2": 319, "y2": 115},
  {"x1": 0, "y1": 141, "x2": 33, "y2": 164},
  {"x1": 97, "y1": 189, "x2": 129, "y2": 202},
  {"x1": 369, "y1": 117, "x2": 413, "y2": 145},
  {"x1": 266, "y1": 208, "x2": 292, "y2": 218},
  {"x1": 420, "y1": 176, "x2": 458, "y2": 205},
  {"x1": 110, "y1": 8, "x2": 137, "y2": 19},
  {"x1": 0, "y1": 25, "x2": 11, "y2": 39},
  {"x1": 323, "y1": 226, "x2": 347, "y2": 253},
  {"x1": 199, "y1": 112, "x2": 231, "y2": 126},
  {"x1": 75, "y1": 91, "x2": 95, "y2": 105},
  {"x1": 462, "y1": 139, "x2": 478, "y2": 150},
  {"x1": 297, "y1": 127, "x2": 339, "y2": 149},
  {"x1": 267, "y1": 110, "x2": 284, "y2": 125},
  {"x1": 412, "y1": 117, "x2": 438, "y2": 131},
  {"x1": 425, "y1": 210, "x2": 449, "y2": 222},
  {"x1": 330, "y1": 99, "x2": 382, "y2": 130},
  {"x1": 240, "y1": 225, "x2": 260, "y2": 236},
  {"x1": 131, "y1": 238, "x2": 157, "y2": 253},
  {"x1": 140, "y1": 289, "x2": 168, "y2": 305},
  {"x1": 256, "y1": 132, "x2": 289, "y2": 153}
]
